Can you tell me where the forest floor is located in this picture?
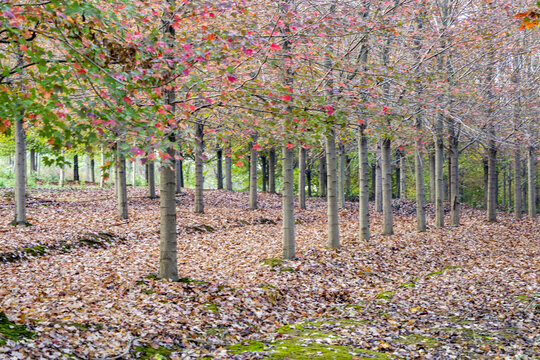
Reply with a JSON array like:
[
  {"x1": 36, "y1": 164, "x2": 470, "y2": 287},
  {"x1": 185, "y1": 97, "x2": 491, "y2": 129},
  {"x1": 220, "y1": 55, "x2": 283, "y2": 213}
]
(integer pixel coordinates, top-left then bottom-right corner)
[{"x1": 0, "y1": 187, "x2": 538, "y2": 360}]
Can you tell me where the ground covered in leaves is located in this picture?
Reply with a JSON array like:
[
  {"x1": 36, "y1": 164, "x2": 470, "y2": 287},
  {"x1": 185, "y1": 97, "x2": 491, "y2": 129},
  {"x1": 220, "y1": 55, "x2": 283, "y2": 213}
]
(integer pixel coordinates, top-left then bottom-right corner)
[{"x1": 0, "y1": 187, "x2": 538, "y2": 359}]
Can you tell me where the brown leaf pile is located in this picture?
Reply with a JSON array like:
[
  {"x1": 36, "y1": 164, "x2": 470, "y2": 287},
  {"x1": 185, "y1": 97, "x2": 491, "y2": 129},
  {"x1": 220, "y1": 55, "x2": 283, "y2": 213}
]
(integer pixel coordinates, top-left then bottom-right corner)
[{"x1": 0, "y1": 187, "x2": 538, "y2": 359}]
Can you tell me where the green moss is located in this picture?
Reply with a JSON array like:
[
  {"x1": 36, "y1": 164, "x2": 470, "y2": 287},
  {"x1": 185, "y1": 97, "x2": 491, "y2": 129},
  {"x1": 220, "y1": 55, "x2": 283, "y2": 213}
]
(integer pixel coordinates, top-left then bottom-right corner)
[
  {"x1": 141, "y1": 289, "x2": 155, "y2": 295},
  {"x1": 177, "y1": 277, "x2": 208, "y2": 285},
  {"x1": 136, "y1": 280, "x2": 147, "y2": 286},
  {"x1": 375, "y1": 291, "x2": 394, "y2": 300},
  {"x1": 279, "y1": 267, "x2": 295, "y2": 273},
  {"x1": 396, "y1": 334, "x2": 439, "y2": 347},
  {"x1": 204, "y1": 302, "x2": 219, "y2": 313},
  {"x1": 133, "y1": 343, "x2": 173, "y2": 360},
  {"x1": 261, "y1": 258, "x2": 283, "y2": 267},
  {"x1": 426, "y1": 270, "x2": 443, "y2": 277},
  {"x1": 516, "y1": 295, "x2": 531, "y2": 302},
  {"x1": 22, "y1": 245, "x2": 46, "y2": 257},
  {"x1": 146, "y1": 273, "x2": 159, "y2": 280},
  {"x1": 0, "y1": 313, "x2": 35, "y2": 345},
  {"x1": 230, "y1": 337, "x2": 393, "y2": 360}
]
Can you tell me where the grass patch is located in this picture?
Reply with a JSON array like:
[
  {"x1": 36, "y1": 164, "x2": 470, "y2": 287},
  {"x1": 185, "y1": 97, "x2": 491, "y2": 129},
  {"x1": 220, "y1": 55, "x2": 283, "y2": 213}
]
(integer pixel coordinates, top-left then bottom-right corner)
[
  {"x1": 203, "y1": 302, "x2": 219, "y2": 313},
  {"x1": 0, "y1": 313, "x2": 35, "y2": 345},
  {"x1": 133, "y1": 343, "x2": 174, "y2": 360},
  {"x1": 261, "y1": 258, "x2": 283, "y2": 267}
]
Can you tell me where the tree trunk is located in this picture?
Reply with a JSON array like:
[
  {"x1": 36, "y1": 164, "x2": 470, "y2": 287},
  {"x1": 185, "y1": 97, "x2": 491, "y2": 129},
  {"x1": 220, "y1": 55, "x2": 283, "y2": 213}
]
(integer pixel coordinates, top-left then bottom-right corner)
[
  {"x1": 508, "y1": 165, "x2": 512, "y2": 210},
  {"x1": 59, "y1": 151, "x2": 65, "y2": 188},
  {"x1": 282, "y1": 146, "x2": 295, "y2": 259},
  {"x1": 307, "y1": 164, "x2": 312, "y2": 197},
  {"x1": 434, "y1": 131, "x2": 444, "y2": 228},
  {"x1": 14, "y1": 117, "x2": 27, "y2": 225},
  {"x1": 487, "y1": 146, "x2": 497, "y2": 222},
  {"x1": 29, "y1": 148, "x2": 36, "y2": 175},
  {"x1": 358, "y1": 126, "x2": 370, "y2": 241},
  {"x1": 100, "y1": 146, "x2": 106, "y2": 188},
  {"x1": 148, "y1": 159, "x2": 157, "y2": 199},
  {"x1": 483, "y1": 158, "x2": 489, "y2": 208},
  {"x1": 338, "y1": 142, "x2": 346, "y2": 208},
  {"x1": 395, "y1": 154, "x2": 401, "y2": 199},
  {"x1": 261, "y1": 154, "x2": 267, "y2": 192},
  {"x1": 268, "y1": 147, "x2": 276, "y2": 193},
  {"x1": 375, "y1": 142, "x2": 383, "y2": 212},
  {"x1": 216, "y1": 148, "x2": 223, "y2": 190},
  {"x1": 399, "y1": 151, "x2": 406, "y2": 199},
  {"x1": 528, "y1": 146, "x2": 536, "y2": 218},
  {"x1": 429, "y1": 150, "x2": 435, "y2": 202},
  {"x1": 225, "y1": 146, "x2": 232, "y2": 191},
  {"x1": 298, "y1": 147, "x2": 306, "y2": 209},
  {"x1": 449, "y1": 137, "x2": 460, "y2": 226},
  {"x1": 326, "y1": 130, "x2": 340, "y2": 248},
  {"x1": 116, "y1": 146, "x2": 128, "y2": 219},
  {"x1": 73, "y1": 154, "x2": 79, "y2": 182},
  {"x1": 415, "y1": 125, "x2": 426, "y2": 233},
  {"x1": 194, "y1": 123, "x2": 205, "y2": 213},
  {"x1": 381, "y1": 138, "x2": 394, "y2": 235},
  {"x1": 370, "y1": 161, "x2": 376, "y2": 201},
  {"x1": 90, "y1": 158, "x2": 95, "y2": 184},
  {"x1": 503, "y1": 164, "x2": 507, "y2": 208},
  {"x1": 318, "y1": 151, "x2": 327, "y2": 198},
  {"x1": 249, "y1": 137, "x2": 258, "y2": 210},
  {"x1": 175, "y1": 156, "x2": 183, "y2": 194},
  {"x1": 345, "y1": 155, "x2": 351, "y2": 196}
]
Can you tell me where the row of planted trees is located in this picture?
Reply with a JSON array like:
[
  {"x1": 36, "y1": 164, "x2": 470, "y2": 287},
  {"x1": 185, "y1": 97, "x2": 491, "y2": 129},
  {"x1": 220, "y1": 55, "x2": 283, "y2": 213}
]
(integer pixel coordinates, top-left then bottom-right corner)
[{"x1": 1, "y1": 0, "x2": 539, "y2": 279}]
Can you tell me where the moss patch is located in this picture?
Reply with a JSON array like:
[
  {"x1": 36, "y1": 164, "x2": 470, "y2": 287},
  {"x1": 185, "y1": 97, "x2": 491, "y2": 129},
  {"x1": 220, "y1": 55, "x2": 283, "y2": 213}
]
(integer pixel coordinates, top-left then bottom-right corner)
[
  {"x1": 177, "y1": 277, "x2": 208, "y2": 285},
  {"x1": 235, "y1": 319, "x2": 393, "y2": 359},
  {"x1": 22, "y1": 245, "x2": 47, "y2": 257},
  {"x1": 261, "y1": 258, "x2": 283, "y2": 267},
  {"x1": 0, "y1": 313, "x2": 35, "y2": 345},
  {"x1": 133, "y1": 343, "x2": 174, "y2": 360},
  {"x1": 203, "y1": 302, "x2": 219, "y2": 313}
]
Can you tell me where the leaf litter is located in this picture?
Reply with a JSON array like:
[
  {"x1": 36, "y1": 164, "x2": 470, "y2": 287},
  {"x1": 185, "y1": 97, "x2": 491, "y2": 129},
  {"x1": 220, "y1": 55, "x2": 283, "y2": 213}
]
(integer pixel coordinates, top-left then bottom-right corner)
[{"x1": 0, "y1": 187, "x2": 538, "y2": 359}]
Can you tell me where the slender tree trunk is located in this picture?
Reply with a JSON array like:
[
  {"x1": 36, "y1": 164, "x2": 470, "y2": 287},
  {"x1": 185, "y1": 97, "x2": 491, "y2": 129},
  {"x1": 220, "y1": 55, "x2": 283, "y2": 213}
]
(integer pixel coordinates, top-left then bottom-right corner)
[
  {"x1": 381, "y1": 138, "x2": 394, "y2": 235},
  {"x1": 176, "y1": 156, "x2": 183, "y2": 194},
  {"x1": 487, "y1": 146, "x2": 498, "y2": 222},
  {"x1": 268, "y1": 147, "x2": 276, "y2": 193},
  {"x1": 528, "y1": 146, "x2": 536, "y2": 218},
  {"x1": 195, "y1": 123, "x2": 205, "y2": 213},
  {"x1": 345, "y1": 155, "x2": 351, "y2": 196},
  {"x1": 307, "y1": 165, "x2": 312, "y2": 198},
  {"x1": 73, "y1": 155, "x2": 79, "y2": 182},
  {"x1": 326, "y1": 130, "x2": 340, "y2": 248},
  {"x1": 370, "y1": 161, "x2": 376, "y2": 201},
  {"x1": 508, "y1": 165, "x2": 512, "y2": 210},
  {"x1": 59, "y1": 151, "x2": 65, "y2": 188},
  {"x1": 375, "y1": 142, "x2": 383, "y2": 212},
  {"x1": 358, "y1": 126, "x2": 370, "y2": 241},
  {"x1": 396, "y1": 154, "x2": 401, "y2": 199},
  {"x1": 429, "y1": 150, "x2": 435, "y2": 202},
  {"x1": 116, "y1": 145, "x2": 128, "y2": 219},
  {"x1": 399, "y1": 151, "x2": 406, "y2": 199},
  {"x1": 483, "y1": 158, "x2": 489, "y2": 208},
  {"x1": 338, "y1": 142, "x2": 346, "y2": 208},
  {"x1": 503, "y1": 164, "x2": 507, "y2": 207},
  {"x1": 282, "y1": 146, "x2": 295, "y2": 259},
  {"x1": 30, "y1": 148, "x2": 36, "y2": 175},
  {"x1": 261, "y1": 154, "x2": 267, "y2": 192},
  {"x1": 434, "y1": 130, "x2": 444, "y2": 227},
  {"x1": 148, "y1": 159, "x2": 157, "y2": 199},
  {"x1": 100, "y1": 146, "x2": 106, "y2": 188},
  {"x1": 318, "y1": 151, "x2": 327, "y2": 198},
  {"x1": 415, "y1": 125, "x2": 426, "y2": 233},
  {"x1": 449, "y1": 138, "x2": 460, "y2": 226},
  {"x1": 249, "y1": 137, "x2": 258, "y2": 210},
  {"x1": 90, "y1": 158, "x2": 95, "y2": 184},
  {"x1": 298, "y1": 147, "x2": 306, "y2": 209},
  {"x1": 225, "y1": 146, "x2": 232, "y2": 191},
  {"x1": 158, "y1": 3, "x2": 179, "y2": 281},
  {"x1": 216, "y1": 148, "x2": 223, "y2": 190},
  {"x1": 14, "y1": 116, "x2": 27, "y2": 225}
]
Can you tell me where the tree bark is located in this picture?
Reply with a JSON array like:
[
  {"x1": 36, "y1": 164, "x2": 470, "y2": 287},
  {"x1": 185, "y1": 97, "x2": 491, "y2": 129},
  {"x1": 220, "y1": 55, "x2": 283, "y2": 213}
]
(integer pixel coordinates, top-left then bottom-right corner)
[
  {"x1": 59, "y1": 151, "x2": 65, "y2": 188},
  {"x1": 100, "y1": 146, "x2": 106, "y2": 188},
  {"x1": 175, "y1": 156, "x2": 183, "y2": 193},
  {"x1": 381, "y1": 138, "x2": 394, "y2": 235},
  {"x1": 216, "y1": 148, "x2": 223, "y2": 190},
  {"x1": 528, "y1": 146, "x2": 536, "y2": 218},
  {"x1": 375, "y1": 142, "x2": 383, "y2": 212},
  {"x1": 318, "y1": 151, "x2": 327, "y2": 198},
  {"x1": 345, "y1": 155, "x2": 351, "y2": 196},
  {"x1": 415, "y1": 123, "x2": 426, "y2": 233},
  {"x1": 194, "y1": 123, "x2": 205, "y2": 213},
  {"x1": 326, "y1": 129, "x2": 340, "y2": 248},
  {"x1": 14, "y1": 116, "x2": 27, "y2": 225},
  {"x1": 90, "y1": 158, "x2": 95, "y2": 184},
  {"x1": 73, "y1": 154, "x2": 79, "y2": 182},
  {"x1": 483, "y1": 158, "x2": 489, "y2": 208},
  {"x1": 261, "y1": 154, "x2": 267, "y2": 192},
  {"x1": 399, "y1": 151, "x2": 406, "y2": 199},
  {"x1": 225, "y1": 146, "x2": 232, "y2": 191},
  {"x1": 429, "y1": 150, "x2": 435, "y2": 202},
  {"x1": 148, "y1": 159, "x2": 157, "y2": 199},
  {"x1": 449, "y1": 137, "x2": 460, "y2": 226},
  {"x1": 434, "y1": 128, "x2": 444, "y2": 228},
  {"x1": 298, "y1": 147, "x2": 306, "y2": 209},
  {"x1": 29, "y1": 148, "x2": 36, "y2": 175},
  {"x1": 282, "y1": 146, "x2": 295, "y2": 259},
  {"x1": 116, "y1": 145, "x2": 128, "y2": 219},
  {"x1": 487, "y1": 146, "x2": 498, "y2": 222},
  {"x1": 338, "y1": 142, "x2": 346, "y2": 208},
  {"x1": 249, "y1": 137, "x2": 258, "y2": 210},
  {"x1": 358, "y1": 125, "x2": 370, "y2": 241},
  {"x1": 268, "y1": 147, "x2": 276, "y2": 193}
]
